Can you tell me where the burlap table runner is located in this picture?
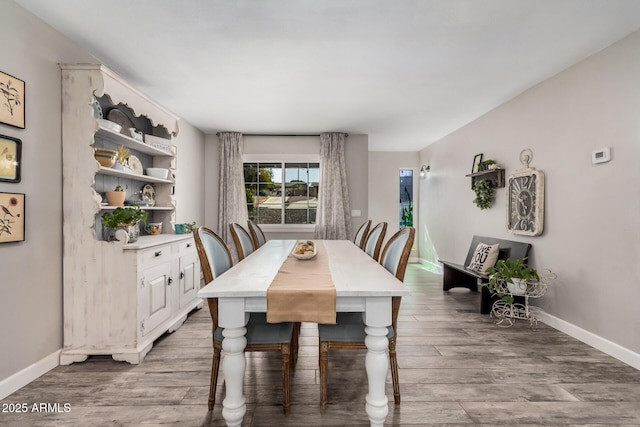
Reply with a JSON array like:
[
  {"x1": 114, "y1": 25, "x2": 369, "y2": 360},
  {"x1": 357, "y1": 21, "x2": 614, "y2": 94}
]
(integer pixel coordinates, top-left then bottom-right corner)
[{"x1": 266, "y1": 241, "x2": 336, "y2": 323}]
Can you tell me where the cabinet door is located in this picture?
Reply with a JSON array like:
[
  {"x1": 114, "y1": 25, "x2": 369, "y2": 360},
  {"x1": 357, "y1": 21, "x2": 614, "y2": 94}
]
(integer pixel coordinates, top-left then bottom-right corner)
[
  {"x1": 141, "y1": 263, "x2": 172, "y2": 336},
  {"x1": 178, "y1": 252, "x2": 200, "y2": 309}
]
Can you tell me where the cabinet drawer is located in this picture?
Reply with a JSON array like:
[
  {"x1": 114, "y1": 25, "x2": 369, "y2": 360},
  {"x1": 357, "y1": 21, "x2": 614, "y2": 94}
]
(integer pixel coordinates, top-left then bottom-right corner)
[
  {"x1": 173, "y1": 238, "x2": 196, "y2": 257},
  {"x1": 140, "y1": 244, "x2": 172, "y2": 267}
]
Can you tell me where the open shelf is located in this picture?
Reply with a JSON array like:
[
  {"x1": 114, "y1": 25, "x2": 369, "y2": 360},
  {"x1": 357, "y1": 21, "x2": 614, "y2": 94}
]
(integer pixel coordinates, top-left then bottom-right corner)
[
  {"x1": 96, "y1": 126, "x2": 172, "y2": 157},
  {"x1": 465, "y1": 168, "x2": 505, "y2": 189},
  {"x1": 97, "y1": 166, "x2": 173, "y2": 184}
]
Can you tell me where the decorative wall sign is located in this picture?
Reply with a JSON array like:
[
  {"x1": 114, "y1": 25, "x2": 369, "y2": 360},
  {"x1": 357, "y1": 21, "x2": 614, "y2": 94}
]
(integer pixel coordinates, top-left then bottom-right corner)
[
  {"x1": 0, "y1": 134, "x2": 21, "y2": 183},
  {"x1": 0, "y1": 192, "x2": 25, "y2": 243},
  {"x1": 506, "y1": 149, "x2": 545, "y2": 236},
  {"x1": 0, "y1": 71, "x2": 25, "y2": 129},
  {"x1": 471, "y1": 153, "x2": 483, "y2": 173}
]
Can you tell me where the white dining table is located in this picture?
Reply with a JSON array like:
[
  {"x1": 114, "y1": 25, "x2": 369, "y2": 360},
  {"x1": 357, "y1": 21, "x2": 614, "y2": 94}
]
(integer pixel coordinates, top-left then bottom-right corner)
[{"x1": 197, "y1": 239, "x2": 411, "y2": 427}]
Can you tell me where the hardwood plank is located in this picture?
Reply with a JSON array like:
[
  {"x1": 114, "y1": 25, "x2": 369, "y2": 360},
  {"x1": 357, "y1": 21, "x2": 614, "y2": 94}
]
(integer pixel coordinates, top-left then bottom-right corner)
[{"x1": 2, "y1": 264, "x2": 639, "y2": 426}]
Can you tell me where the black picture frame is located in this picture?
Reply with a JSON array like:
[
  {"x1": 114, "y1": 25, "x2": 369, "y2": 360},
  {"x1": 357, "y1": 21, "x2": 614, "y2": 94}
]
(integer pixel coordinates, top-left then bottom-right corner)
[
  {"x1": 0, "y1": 134, "x2": 21, "y2": 183},
  {"x1": 0, "y1": 70, "x2": 25, "y2": 129},
  {"x1": 472, "y1": 153, "x2": 483, "y2": 174},
  {"x1": 0, "y1": 192, "x2": 25, "y2": 243}
]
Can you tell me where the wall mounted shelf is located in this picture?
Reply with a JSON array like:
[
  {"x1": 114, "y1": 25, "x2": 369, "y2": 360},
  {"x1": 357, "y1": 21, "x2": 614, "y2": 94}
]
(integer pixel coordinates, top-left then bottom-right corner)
[{"x1": 465, "y1": 168, "x2": 505, "y2": 189}]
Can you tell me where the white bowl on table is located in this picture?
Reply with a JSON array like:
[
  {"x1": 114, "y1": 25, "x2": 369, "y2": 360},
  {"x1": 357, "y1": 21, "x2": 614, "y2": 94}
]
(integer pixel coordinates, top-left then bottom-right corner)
[
  {"x1": 146, "y1": 168, "x2": 169, "y2": 179},
  {"x1": 291, "y1": 241, "x2": 317, "y2": 260}
]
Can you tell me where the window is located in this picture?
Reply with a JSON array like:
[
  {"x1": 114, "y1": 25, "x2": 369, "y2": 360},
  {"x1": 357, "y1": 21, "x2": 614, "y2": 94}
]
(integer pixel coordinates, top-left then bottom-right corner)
[
  {"x1": 244, "y1": 160, "x2": 320, "y2": 226},
  {"x1": 399, "y1": 169, "x2": 413, "y2": 228}
]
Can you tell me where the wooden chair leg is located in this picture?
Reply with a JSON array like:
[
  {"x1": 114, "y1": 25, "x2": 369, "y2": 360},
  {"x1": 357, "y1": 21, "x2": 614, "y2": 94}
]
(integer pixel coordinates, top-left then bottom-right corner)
[
  {"x1": 319, "y1": 341, "x2": 329, "y2": 411},
  {"x1": 292, "y1": 322, "x2": 301, "y2": 367},
  {"x1": 389, "y1": 338, "x2": 400, "y2": 404},
  {"x1": 282, "y1": 343, "x2": 291, "y2": 415},
  {"x1": 209, "y1": 342, "x2": 222, "y2": 410}
]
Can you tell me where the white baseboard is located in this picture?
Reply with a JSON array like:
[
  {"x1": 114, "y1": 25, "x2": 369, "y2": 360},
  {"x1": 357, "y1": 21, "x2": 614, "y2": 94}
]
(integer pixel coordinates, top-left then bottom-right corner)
[
  {"x1": 0, "y1": 349, "x2": 60, "y2": 400},
  {"x1": 537, "y1": 312, "x2": 640, "y2": 370},
  {"x1": 415, "y1": 257, "x2": 443, "y2": 274}
]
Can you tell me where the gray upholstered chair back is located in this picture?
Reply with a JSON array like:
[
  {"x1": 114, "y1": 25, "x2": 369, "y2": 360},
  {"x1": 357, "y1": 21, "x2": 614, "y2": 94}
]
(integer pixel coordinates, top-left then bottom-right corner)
[
  {"x1": 364, "y1": 222, "x2": 387, "y2": 261},
  {"x1": 379, "y1": 227, "x2": 415, "y2": 282},
  {"x1": 353, "y1": 220, "x2": 372, "y2": 250},
  {"x1": 247, "y1": 219, "x2": 267, "y2": 248},
  {"x1": 229, "y1": 223, "x2": 256, "y2": 261},
  {"x1": 194, "y1": 227, "x2": 233, "y2": 283}
]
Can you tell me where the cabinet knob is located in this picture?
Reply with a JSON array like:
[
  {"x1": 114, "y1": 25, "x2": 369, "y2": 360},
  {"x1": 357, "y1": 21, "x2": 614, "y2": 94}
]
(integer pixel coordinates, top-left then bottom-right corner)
[
  {"x1": 186, "y1": 243, "x2": 192, "y2": 248},
  {"x1": 168, "y1": 278, "x2": 173, "y2": 286},
  {"x1": 180, "y1": 272, "x2": 185, "y2": 280},
  {"x1": 154, "y1": 251, "x2": 162, "y2": 257}
]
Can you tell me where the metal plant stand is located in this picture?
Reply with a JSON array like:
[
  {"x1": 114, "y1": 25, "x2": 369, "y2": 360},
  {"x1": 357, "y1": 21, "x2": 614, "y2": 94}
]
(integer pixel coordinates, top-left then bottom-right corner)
[{"x1": 489, "y1": 270, "x2": 556, "y2": 329}]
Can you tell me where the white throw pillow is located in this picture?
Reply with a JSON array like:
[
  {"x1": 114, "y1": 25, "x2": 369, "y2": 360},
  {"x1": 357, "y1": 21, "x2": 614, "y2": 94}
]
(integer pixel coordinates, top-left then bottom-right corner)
[{"x1": 467, "y1": 243, "x2": 500, "y2": 274}]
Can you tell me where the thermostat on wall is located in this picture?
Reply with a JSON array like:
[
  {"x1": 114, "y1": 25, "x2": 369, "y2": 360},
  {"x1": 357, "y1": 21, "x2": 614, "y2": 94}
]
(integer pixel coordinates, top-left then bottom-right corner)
[{"x1": 592, "y1": 147, "x2": 611, "y2": 164}]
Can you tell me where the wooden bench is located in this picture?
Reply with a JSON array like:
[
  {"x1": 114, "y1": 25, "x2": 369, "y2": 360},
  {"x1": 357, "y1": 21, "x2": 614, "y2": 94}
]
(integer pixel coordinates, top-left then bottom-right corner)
[{"x1": 439, "y1": 236, "x2": 531, "y2": 314}]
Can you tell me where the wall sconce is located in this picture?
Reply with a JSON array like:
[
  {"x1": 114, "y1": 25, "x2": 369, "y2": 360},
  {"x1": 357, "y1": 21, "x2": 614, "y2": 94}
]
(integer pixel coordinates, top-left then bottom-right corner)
[{"x1": 419, "y1": 164, "x2": 430, "y2": 179}]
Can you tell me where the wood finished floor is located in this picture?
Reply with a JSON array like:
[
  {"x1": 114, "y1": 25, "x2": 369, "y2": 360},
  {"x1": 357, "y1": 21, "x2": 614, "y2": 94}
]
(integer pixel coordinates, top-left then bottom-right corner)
[{"x1": 3, "y1": 265, "x2": 640, "y2": 426}]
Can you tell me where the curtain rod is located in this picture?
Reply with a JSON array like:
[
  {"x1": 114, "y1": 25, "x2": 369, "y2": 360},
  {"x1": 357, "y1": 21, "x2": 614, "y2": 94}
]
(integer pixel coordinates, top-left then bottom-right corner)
[{"x1": 215, "y1": 132, "x2": 348, "y2": 137}]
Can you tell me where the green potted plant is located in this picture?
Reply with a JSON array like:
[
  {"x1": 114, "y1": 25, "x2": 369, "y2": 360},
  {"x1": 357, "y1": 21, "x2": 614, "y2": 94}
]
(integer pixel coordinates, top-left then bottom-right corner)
[
  {"x1": 472, "y1": 179, "x2": 495, "y2": 210},
  {"x1": 479, "y1": 159, "x2": 497, "y2": 170},
  {"x1": 105, "y1": 184, "x2": 128, "y2": 206},
  {"x1": 484, "y1": 258, "x2": 539, "y2": 303},
  {"x1": 101, "y1": 205, "x2": 148, "y2": 242},
  {"x1": 184, "y1": 221, "x2": 197, "y2": 233},
  {"x1": 114, "y1": 144, "x2": 130, "y2": 171}
]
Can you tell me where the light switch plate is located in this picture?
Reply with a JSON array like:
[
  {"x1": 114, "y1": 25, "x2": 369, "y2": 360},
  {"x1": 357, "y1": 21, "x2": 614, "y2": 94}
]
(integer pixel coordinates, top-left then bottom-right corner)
[{"x1": 351, "y1": 210, "x2": 361, "y2": 217}]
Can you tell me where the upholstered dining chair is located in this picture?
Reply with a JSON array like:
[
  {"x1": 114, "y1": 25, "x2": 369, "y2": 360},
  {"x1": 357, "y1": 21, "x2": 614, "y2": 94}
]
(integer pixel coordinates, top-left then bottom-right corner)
[
  {"x1": 318, "y1": 226, "x2": 415, "y2": 410},
  {"x1": 363, "y1": 221, "x2": 387, "y2": 261},
  {"x1": 247, "y1": 219, "x2": 267, "y2": 249},
  {"x1": 229, "y1": 222, "x2": 256, "y2": 261},
  {"x1": 194, "y1": 226, "x2": 299, "y2": 414},
  {"x1": 353, "y1": 219, "x2": 372, "y2": 250}
]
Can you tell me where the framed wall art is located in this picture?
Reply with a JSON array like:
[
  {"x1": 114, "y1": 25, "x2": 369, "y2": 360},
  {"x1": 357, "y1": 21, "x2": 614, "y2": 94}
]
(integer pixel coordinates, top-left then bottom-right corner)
[
  {"x1": 0, "y1": 192, "x2": 25, "y2": 243},
  {"x1": 471, "y1": 153, "x2": 483, "y2": 173},
  {"x1": 0, "y1": 134, "x2": 21, "y2": 183},
  {"x1": 0, "y1": 71, "x2": 25, "y2": 129}
]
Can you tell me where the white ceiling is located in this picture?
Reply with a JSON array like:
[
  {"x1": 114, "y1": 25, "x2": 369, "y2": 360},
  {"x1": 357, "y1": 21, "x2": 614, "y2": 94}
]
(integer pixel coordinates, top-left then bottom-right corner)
[{"x1": 14, "y1": 0, "x2": 640, "y2": 151}]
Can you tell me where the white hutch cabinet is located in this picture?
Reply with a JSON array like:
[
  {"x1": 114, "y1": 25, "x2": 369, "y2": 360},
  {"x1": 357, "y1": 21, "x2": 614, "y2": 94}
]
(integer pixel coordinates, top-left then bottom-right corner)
[{"x1": 60, "y1": 64, "x2": 201, "y2": 364}]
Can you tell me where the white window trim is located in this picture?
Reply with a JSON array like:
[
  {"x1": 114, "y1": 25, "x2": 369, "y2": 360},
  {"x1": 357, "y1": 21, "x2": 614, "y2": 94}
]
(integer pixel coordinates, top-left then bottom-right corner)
[
  {"x1": 244, "y1": 154, "x2": 320, "y2": 163},
  {"x1": 259, "y1": 224, "x2": 316, "y2": 233},
  {"x1": 243, "y1": 154, "x2": 321, "y2": 230}
]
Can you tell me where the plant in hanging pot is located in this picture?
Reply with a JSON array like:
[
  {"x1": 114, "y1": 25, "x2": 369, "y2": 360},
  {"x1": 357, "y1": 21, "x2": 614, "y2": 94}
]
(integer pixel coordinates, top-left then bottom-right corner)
[
  {"x1": 101, "y1": 205, "x2": 148, "y2": 243},
  {"x1": 484, "y1": 258, "x2": 539, "y2": 303},
  {"x1": 473, "y1": 179, "x2": 495, "y2": 210},
  {"x1": 104, "y1": 184, "x2": 128, "y2": 206}
]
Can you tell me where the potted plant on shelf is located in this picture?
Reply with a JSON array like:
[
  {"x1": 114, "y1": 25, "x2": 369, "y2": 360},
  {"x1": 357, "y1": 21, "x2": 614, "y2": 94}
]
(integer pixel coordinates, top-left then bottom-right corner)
[
  {"x1": 114, "y1": 145, "x2": 130, "y2": 171},
  {"x1": 479, "y1": 159, "x2": 497, "y2": 170},
  {"x1": 104, "y1": 184, "x2": 128, "y2": 206},
  {"x1": 484, "y1": 258, "x2": 539, "y2": 303},
  {"x1": 101, "y1": 205, "x2": 148, "y2": 243},
  {"x1": 472, "y1": 179, "x2": 495, "y2": 210}
]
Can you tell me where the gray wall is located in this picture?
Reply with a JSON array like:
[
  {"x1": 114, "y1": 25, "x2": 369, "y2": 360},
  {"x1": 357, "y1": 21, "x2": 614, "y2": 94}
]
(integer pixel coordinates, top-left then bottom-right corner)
[
  {"x1": 0, "y1": 1, "x2": 206, "y2": 386},
  {"x1": 418, "y1": 30, "x2": 640, "y2": 355},
  {"x1": 0, "y1": 0, "x2": 92, "y2": 384},
  {"x1": 204, "y1": 134, "x2": 369, "y2": 241},
  {"x1": 173, "y1": 122, "x2": 206, "y2": 226},
  {"x1": 368, "y1": 151, "x2": 419, "y2": 251}
]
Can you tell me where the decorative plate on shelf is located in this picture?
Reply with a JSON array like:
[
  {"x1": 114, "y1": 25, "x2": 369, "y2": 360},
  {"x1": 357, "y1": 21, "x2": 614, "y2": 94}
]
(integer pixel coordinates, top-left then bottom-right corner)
[
  {"x1": 142, "y1": 184, "x2": 156, "y2": 207},
  {"x1": 127, "y1": 155, "x2": 143, "y2": 175},
  {"x1": 106, "y1": 108, "x2": 135, "y2": 136}
]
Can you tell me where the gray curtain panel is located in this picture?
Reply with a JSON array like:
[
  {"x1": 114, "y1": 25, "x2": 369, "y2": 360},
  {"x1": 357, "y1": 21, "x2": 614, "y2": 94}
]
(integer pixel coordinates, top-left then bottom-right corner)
[
  {"x1": 217, "y1": 132, "x2": 248, "y2": 260},
  {"x1": 315, "y1": 132, "x2": 351, "y2": 240}
]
